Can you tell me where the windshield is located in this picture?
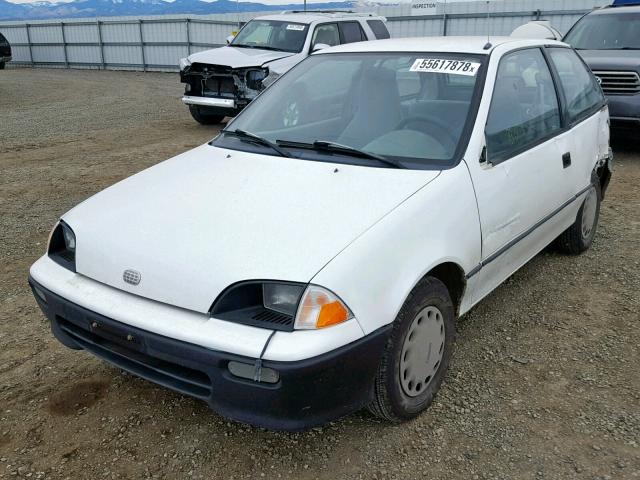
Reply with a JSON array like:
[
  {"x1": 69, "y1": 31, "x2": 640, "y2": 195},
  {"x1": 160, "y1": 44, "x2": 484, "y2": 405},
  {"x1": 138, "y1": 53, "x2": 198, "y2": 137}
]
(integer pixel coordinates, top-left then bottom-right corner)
[
  {"x1": 564, "y1": 12, "x2": 640, "y2": 50},
  {"x1": 231, "y1": 20, "x2": 309, "y2": 53},
  {"x1": 213, "y1": 53, "x2": 485, "y2": 169}
]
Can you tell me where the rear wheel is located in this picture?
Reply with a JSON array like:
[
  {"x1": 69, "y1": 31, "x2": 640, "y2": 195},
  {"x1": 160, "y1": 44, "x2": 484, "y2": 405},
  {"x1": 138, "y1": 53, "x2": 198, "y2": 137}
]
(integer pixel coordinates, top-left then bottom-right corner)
[
  {"x1": 556, "y1": 175, "x2": 601, "y2": 254},
  {"x1": 368, "y1": 276, "x2": 455, "y2": 422},
  {"x1": 188, "y1": 105, "x2": 225, "y2": 125},
  {"x1": 0, "y1": 62, "x2": 5, "y2": 70}
]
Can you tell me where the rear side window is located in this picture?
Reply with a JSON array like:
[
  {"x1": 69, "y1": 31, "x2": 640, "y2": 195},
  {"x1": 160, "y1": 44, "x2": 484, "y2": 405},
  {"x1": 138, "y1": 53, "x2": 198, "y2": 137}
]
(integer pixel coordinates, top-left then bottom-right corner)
[
  {"x1": 311, "y1": 23, "x2": 340, "y2": 49},
  {"x1": 339, "y1": 22, "x2": 365, "y2": 44},
  {"x1": 367, "y1": 20, "x2": 390, "y2": 39},
  {"x1": 548, "y1": 48, "x2": 604, "y2": 124},
  {"x1": 485, "y1": 48, "x2": 561, "y2": 163}
]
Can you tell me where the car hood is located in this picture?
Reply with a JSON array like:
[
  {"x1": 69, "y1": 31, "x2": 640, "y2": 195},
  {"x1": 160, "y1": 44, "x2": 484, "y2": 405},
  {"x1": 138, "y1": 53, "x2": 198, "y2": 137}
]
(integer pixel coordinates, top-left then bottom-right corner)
[
  {"x1": 63, "y1": 145, "x2": 440, "y2": 314},
  {"x1": 188, "y1": 46, "x2": 295, "y2": 69},
  {"x1": 576, "y1": 49, "x2": 640, "y2": 72}
]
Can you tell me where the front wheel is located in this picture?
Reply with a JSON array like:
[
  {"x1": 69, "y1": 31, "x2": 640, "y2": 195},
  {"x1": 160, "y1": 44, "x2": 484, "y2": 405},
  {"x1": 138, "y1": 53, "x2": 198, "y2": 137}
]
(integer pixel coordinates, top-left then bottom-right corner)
[
  {"x1": 556, "y1": 176, "x2": 601, "y2": 255},
  {"x1": 188, "y1": 105, "x2": 225, "y2": 125},
  {"x1": 368, "y1": 276, "x2": 455, "y2": 422}
]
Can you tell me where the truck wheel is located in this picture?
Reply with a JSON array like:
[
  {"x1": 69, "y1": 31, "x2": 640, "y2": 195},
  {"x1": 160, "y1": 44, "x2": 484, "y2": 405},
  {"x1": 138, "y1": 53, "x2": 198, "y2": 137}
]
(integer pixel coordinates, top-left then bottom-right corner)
[
  {"x1": 368, "y1": 276, "x2": 455, "y2": 422},
  {"x1": 556, "y1": 175, "x2": 601, "y2": 255},
  {"x1": 0, "y1": 62, "x2": 5, "y2": 70},
  {"x1": 189, "y1": 105, "x2": 224, "y2": 125}
]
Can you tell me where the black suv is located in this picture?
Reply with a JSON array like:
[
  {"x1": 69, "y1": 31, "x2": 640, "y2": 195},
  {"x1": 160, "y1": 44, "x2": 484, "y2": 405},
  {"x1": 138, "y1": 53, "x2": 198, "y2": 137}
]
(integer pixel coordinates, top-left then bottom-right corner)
[
  {"x1": 564, "y1": 0, "x2": 640, "y2": 131},
  {"x1": 0, "y1": 32, "x2": 11, "y2": 69}
]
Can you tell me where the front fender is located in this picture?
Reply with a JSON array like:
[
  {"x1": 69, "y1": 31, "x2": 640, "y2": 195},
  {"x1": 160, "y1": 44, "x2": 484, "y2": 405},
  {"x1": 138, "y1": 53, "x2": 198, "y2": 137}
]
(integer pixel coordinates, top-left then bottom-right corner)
[{"x1": 311, "y1": 164, "x2": 482, "y2": 335}]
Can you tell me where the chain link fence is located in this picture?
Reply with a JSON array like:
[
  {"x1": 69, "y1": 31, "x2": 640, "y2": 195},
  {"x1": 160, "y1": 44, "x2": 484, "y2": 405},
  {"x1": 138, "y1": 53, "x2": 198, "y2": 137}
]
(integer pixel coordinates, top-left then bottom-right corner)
[{"x1": 0, "y1": 3, "x2": 602, "y2": 72}]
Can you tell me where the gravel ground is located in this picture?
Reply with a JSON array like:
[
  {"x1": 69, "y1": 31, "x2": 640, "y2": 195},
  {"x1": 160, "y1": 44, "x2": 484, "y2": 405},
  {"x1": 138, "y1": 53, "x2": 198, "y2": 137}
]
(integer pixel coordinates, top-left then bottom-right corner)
[{"x1": 1, "y1": 68, "x2": 639, "y2": 480}]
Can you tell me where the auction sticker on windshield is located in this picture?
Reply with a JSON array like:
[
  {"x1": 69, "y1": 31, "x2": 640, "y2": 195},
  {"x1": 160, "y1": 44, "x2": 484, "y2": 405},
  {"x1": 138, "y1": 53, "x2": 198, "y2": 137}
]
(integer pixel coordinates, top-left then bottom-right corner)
[
  {"x1": 286, "y1": 24, "x2": 306, "y2": 31},
  {"x1": 410, "y1": 58, "x2": 481, "y2": 76}
]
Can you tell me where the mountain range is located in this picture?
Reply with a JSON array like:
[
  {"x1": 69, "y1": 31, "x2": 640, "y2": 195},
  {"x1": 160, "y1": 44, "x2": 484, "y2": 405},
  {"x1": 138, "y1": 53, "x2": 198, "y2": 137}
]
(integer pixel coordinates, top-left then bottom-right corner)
[{"x1": 0, "y1": 0, "x2": 358, "y2": 21}]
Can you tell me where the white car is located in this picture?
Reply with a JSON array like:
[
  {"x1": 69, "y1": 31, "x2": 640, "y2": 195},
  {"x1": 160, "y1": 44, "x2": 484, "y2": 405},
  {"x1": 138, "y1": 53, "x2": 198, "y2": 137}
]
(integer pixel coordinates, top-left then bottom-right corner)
[
  {"x1": 30, "y1": 36, "x2": 612, "y2": 431},
  {"x1": 179, "y1": 11, "x2": 389, "y2": 124}
]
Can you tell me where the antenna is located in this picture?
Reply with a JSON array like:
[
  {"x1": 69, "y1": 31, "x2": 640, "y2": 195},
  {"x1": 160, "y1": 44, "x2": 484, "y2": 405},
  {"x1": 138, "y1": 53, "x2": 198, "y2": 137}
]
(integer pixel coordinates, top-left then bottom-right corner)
[{"x1": 484, "y1": 1, "x2": 492, "y2": 50}]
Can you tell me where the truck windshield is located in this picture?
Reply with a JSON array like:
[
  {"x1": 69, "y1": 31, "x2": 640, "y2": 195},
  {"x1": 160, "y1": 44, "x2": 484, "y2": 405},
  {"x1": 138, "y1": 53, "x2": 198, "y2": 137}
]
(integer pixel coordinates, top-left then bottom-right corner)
[
  {"x1": 564, "y1": 12, "x2": 640, "y2": 50},
  {"x1": 231, "y1": 20, "x2": 309, "y2": 53},
  {"x1": 213, "y1": 52, "x2": 486, "y2": 169}
]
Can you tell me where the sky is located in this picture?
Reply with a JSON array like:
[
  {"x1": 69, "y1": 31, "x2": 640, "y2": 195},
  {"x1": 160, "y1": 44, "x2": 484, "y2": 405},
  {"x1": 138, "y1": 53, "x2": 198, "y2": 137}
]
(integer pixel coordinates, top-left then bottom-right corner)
[{"x1": 7, "y1": 0, "x2": 484, "y2": 5}]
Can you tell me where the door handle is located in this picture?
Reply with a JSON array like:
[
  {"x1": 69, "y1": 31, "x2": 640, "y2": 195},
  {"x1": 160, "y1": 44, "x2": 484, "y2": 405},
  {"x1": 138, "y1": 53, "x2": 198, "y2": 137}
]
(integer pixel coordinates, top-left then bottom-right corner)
[{"x1": 562, "y1": 152, "x2": 572, "y2": 169}]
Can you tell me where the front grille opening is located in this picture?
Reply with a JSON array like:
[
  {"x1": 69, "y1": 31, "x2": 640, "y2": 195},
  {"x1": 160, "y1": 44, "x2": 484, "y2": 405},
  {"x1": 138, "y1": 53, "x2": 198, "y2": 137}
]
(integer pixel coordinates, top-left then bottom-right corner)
[
  {"x1": 252, "y1": 309, "x2": 293, "y2": 326},
  {"x1": 593, "y1": 71, "x2": 640, "y2": 96},
  {"x1": 204, "y1": 77, "x2": 235, "y2": 97},
  {"x1": 57, "y1": 317, "x2": 212, "y2": 399}
]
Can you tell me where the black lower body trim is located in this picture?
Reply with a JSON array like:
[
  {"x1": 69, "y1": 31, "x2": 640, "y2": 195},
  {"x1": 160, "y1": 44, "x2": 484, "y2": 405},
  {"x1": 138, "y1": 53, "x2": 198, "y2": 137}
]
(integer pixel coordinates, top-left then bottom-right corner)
[
  {"x1": 466, "y1": 184, "x2": 593, "y2": 279},
  {"x1": 28, "y1": 277, "x2": 391, "y2": 431}
]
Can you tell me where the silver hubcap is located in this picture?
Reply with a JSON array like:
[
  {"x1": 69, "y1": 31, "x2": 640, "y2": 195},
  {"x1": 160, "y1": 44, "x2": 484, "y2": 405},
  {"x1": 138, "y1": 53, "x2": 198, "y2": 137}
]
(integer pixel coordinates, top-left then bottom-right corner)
[
  {"x1": 400, "y1": 306, "x2": 446, "y2": 398},
  {"x1": 581, "y1": 187, "x2": 598, "y2": 240}
]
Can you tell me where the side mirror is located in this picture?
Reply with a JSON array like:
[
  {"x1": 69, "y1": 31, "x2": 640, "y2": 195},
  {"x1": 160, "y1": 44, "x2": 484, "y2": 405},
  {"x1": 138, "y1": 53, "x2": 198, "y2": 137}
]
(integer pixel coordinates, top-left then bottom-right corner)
[
  {"x1": 311, "y1": 43, "x2": 330, "y2": 53},
  {"x1": 226, "y1": 35, "x2": 235, "y2": 45},
  {"x1": 480, "y1": 145, "x2": 488, "y2": 164}
]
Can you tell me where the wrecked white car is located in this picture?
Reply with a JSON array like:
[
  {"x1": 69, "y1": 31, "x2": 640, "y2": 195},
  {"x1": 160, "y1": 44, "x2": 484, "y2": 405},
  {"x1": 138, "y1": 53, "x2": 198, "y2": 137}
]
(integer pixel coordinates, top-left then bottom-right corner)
[{"x1": 179, "y1": 11, "x2": 389, "y2": 124}]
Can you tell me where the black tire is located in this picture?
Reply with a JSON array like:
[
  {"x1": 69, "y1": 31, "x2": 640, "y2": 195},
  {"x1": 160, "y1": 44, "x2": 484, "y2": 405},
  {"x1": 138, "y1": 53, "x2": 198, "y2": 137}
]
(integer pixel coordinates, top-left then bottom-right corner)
[
  {"x1": 0, "y1": 62, "x2": 5, "y2": 70},
  {"x1": 188, "y1": 105, "x2": 225, "y2": 125},
  {"x1": 556, "y1": 174, "x2": 601, "y2": 255},
  {"x1": 368, "y1": 276, "x2": 455, "y2": 422}
]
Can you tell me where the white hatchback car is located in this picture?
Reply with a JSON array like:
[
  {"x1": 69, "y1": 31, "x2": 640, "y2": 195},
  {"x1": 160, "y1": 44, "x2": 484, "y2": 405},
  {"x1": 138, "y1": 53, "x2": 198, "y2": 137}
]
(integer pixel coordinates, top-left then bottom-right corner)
[{"x1": 29, "y1": 37, "x2": 612, "y2": 431}]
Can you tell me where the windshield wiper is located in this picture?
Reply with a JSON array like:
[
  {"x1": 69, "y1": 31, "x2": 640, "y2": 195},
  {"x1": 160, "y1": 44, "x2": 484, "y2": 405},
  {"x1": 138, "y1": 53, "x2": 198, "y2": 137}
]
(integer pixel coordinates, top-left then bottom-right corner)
[
  {"x1": 277, "y1": 140, "x2": 405, "y2": 169},
  {"x1": 250, "y1": 45, "x2": 286, "y2": 52},
  {"x1": 231, "y1": 43, "x2": 285, "y2": 52},
  {"x1": 223, "y1": 129, "x2": 291, "y2": 158}
]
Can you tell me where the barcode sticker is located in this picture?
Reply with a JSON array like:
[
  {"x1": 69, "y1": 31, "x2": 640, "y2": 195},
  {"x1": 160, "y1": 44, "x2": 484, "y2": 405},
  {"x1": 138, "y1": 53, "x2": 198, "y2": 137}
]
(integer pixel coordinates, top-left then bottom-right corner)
[
  {"x1": 286, "y1": 24, "x2": 306, "y2": 31},
  {"x1": 410, "y1": 58, "x2": 481, "y2": 76}
]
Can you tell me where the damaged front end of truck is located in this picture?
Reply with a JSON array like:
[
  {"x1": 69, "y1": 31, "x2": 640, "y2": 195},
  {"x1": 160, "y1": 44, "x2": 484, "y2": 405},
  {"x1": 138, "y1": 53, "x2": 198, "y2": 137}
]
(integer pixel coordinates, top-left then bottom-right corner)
[{"x1": 180, "y1": 63, "x2": 270, "y2": 118}]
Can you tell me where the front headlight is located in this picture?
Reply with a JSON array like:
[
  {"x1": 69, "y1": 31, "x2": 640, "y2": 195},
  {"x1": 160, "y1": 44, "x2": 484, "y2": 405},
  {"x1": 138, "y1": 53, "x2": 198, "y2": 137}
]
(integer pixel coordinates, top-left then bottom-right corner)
[
  {"x1": 211, "y1": 282, "x2": 352, "y2": 331},
  {"x1": 179, "y1": 57, "x2": 191, "y2": 71},
  {"x1": 261, "y1": 70, "x2": 281, "y2": 88},
  {"x1": 245, "y1": 68, "x2": 269, "y2": 90},
  {"x1": 47, "y1": 220, "x2": 76, "y2": 272}
]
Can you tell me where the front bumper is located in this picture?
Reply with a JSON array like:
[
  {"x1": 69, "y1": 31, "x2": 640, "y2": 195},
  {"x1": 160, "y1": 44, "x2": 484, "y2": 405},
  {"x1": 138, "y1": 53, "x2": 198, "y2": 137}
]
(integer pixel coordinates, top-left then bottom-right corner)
[
  {"x1": 29, "y1": 277, "x2": 390, "y2": 431},
  {"x1": 182, "y1": 95, "x2": 236, "y2": 109},
  {"x1": 606, "y1": 94, "x2": 640, "y2": 128}
]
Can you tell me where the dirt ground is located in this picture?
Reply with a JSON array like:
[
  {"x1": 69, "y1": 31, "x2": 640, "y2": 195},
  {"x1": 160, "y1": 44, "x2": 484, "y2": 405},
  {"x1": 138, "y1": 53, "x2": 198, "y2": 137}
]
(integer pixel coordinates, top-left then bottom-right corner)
[{"x1": 0, "y1": 68, "x2": 639, "y2": 480}]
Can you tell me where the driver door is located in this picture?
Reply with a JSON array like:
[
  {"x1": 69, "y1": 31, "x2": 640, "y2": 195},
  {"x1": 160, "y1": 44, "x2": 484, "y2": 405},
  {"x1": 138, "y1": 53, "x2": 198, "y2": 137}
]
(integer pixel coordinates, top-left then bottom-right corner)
[{"x1": 469, "y1": 47, "x2": 571, "y2": 303}]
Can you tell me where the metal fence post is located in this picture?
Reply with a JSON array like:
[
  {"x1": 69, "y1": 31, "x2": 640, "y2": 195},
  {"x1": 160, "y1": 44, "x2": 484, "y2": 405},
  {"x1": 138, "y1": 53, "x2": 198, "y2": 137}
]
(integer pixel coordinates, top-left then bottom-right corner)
[
  {"x1": 186, "y1": 18, "x2": 191, "y2": 55},
  {"x1": 442, "y1": 13, "x2": 448, "y2": 36},
  {"x1": 60, "y1": 22, "x2": 69, "y2": 68},
  {"x1": 138, "y1": 20, "x2": 146, "y2": 71},
  {"x1": 25, "y1": 23, "x2": 33, "y2": 65},
  {"x1": 96, "y1": 20, "x2": 105, "y2": 70}
]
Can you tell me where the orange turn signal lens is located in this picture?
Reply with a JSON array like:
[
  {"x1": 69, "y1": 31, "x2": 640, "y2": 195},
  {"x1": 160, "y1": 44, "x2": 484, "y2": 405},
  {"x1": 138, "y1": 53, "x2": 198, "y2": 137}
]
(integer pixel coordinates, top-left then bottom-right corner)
[
  {"x1": 316, "y1": 300, "x2": 350, "y2": 328},
  {"x1": 294, "y1": 285, "x2": 352, "y2": 330}
]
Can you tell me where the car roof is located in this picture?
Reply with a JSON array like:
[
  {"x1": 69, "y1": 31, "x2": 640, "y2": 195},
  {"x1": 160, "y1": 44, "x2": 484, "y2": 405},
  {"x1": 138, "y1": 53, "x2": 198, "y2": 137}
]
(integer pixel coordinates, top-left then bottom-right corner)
[
  {"x1": 316, "y1": 36, "x2": 569, "y2": 55},
  {"x1": 255, "y1": 11, "x2": 383, "y2": 24},
  {"x1": 591, "y1": 4, "x2": 640, "y2": 13}
]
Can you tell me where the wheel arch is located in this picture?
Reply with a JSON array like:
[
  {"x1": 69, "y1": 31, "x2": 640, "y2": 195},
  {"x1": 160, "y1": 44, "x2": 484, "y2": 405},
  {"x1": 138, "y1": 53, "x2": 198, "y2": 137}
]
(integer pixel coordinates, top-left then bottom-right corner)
[
  {"x1": 593, "y1": 158, "x2": 612, "y2": 200},
  {"x1": 413, "y1": 261, "x2": 467, "y2": 318}
]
